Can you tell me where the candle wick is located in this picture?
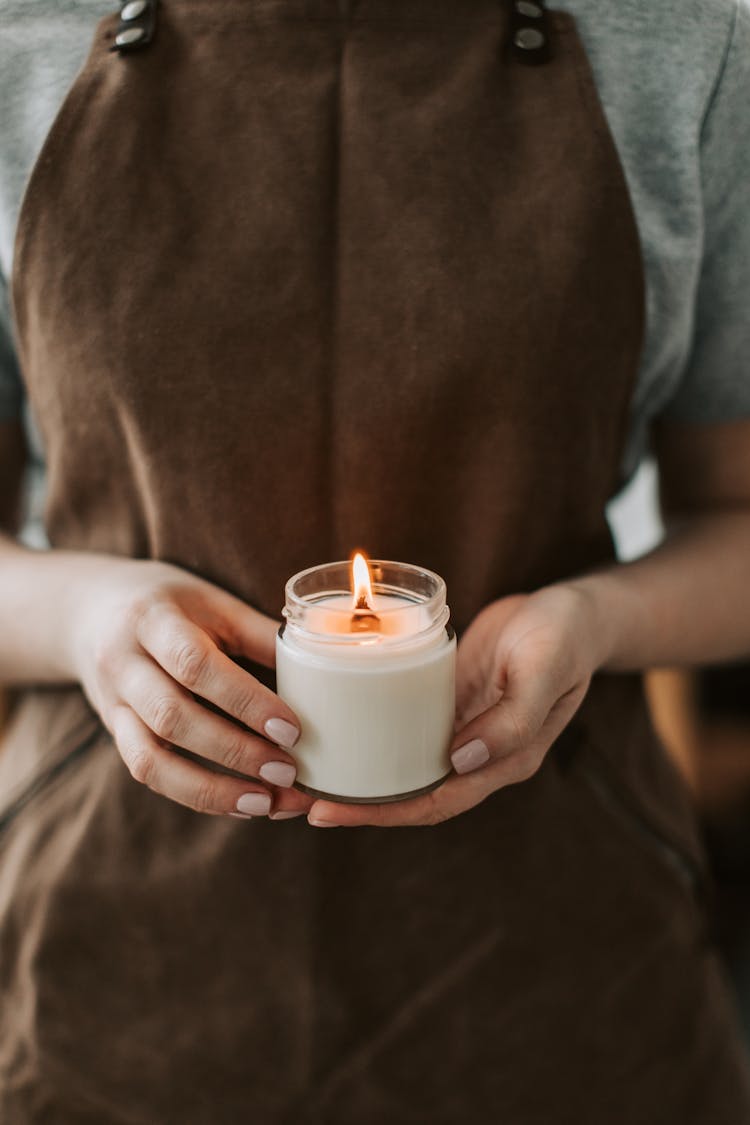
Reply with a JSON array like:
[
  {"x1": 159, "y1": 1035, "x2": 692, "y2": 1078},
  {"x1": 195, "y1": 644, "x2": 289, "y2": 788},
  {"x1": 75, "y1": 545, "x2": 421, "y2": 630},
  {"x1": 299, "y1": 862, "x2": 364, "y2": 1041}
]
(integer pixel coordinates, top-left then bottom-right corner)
[
  {"x1": 350, "y1": 612, "x2": 380, "y2": 632},
  {"x1": 351, "y1": 593, "x2": 380, "y2": 632}
]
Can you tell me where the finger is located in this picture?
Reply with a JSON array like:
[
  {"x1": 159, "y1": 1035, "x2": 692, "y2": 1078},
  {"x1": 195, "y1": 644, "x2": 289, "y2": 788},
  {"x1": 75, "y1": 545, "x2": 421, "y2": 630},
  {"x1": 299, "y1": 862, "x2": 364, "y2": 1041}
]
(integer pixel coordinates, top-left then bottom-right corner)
[
  {"x1": 306, "y1": 769, "x2": 496, "y2": 828},
  {"x1": 119, "y1": 654, "x2": 299, "y2": 787},
  {"x1": 450, "y1": 678, "x2": 588, "y2": 784},
  {"x1": 453, "y1": 684, "x2": 503, "y2": 732},
  {"x1": 453, "y1": 634, "x2": 574, "y2": 765},
  {"x1": 207, "y1": 587, "x2": 280, "y2": 668},
  {"x1": 454, "y1": 632, "x2": 496, "y2": 719},
  {"x1": 454, "y1": 662, "x2": 502, "y2": 729},
  {"x1": 454, "y1": 596, "x2": 526, "y2": 716},
  {"x1": 268, "y1": 783, "x2": 316, "y2": 819},
  {"x1": 136, "y1": 606, "x2": 300, "y2": 749},
  {"x1": 112, "y1": 706, "x2": 276, "y2": 817},
  {"x1": 268, "y1": 806, "x2": 310, "y2": 820}
]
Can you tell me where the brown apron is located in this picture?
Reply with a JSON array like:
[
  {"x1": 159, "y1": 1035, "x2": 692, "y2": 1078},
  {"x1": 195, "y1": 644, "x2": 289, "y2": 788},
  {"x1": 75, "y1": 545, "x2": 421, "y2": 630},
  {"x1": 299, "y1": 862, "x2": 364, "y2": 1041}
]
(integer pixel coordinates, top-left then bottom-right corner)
[{"x1": 3, "y1": 1, "x2": 750, "y2": 1120}]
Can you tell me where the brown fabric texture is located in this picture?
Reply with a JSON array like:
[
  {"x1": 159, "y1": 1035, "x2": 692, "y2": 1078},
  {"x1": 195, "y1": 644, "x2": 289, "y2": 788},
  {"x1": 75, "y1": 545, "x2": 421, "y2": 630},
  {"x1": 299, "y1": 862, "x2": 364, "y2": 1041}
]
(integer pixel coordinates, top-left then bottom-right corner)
[{"x1": 3, "y1": 1, "x2": 750, "y2": 1120}]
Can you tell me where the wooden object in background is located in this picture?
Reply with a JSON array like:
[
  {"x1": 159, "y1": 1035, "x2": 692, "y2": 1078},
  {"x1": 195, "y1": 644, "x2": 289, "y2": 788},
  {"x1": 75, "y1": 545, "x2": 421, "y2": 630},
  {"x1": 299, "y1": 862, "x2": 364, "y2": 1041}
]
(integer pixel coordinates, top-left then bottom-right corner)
[{"x1": 646, "y1": 668, "x2": 700, "y2": 791}]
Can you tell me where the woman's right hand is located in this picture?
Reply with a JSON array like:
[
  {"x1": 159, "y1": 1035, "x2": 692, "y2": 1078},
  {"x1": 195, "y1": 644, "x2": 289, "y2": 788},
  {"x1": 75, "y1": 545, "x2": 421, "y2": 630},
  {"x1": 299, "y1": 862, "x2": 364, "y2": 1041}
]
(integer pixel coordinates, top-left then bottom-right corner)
[{"x1": 66, "y1": 557, "x2": 311, "y2": 820}]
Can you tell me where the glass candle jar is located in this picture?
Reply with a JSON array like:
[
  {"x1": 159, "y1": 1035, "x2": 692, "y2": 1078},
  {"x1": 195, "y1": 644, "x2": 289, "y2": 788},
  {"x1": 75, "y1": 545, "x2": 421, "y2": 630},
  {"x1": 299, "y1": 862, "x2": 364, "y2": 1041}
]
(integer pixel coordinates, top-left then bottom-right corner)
[{"x1": 275, "y1": 559, "x2": 456, "y2": 803}]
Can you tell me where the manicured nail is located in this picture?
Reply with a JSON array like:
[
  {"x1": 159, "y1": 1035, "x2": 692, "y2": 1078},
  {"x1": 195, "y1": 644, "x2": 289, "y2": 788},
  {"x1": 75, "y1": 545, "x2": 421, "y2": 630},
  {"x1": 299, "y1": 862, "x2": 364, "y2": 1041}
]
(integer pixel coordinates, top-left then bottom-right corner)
[
  {"x1": 270, "y1": 809, "x2": 307, "y2": 820},
  {"x1": 451, "y1": 739, "x2": 490, "y2": 774},
  {"x1": 259, "y1": 761, "x2": 297, "y2": 787},
  {"x1": 230, "y1": 812, "x2": 254, "y2": 819},
  {"x1": 264, "y1": 717, "x2": 300, "y2": 749},
  {"x1": 236, "y1": 792, "x2": 272, "y2": 816},
  {"x1": 308, "y1": 817, "x2": 338, "y2": 828}
]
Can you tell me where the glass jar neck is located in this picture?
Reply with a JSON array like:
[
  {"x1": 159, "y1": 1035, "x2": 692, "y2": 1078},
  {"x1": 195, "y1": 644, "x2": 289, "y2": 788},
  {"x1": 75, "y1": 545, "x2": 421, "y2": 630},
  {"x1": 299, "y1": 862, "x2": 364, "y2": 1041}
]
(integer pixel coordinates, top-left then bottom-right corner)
[{"x1": 282, "y1": 559, "x2": 450, "y2": 648}]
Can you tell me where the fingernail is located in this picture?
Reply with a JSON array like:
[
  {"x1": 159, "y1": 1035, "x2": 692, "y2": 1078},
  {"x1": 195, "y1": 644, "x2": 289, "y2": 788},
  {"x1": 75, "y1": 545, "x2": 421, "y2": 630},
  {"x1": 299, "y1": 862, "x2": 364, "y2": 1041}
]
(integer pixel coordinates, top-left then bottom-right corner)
[
  {"x1": 270, "y1": 809, "x2": 307, "y2": 820},
  {"x1": 259, "y1": 761, "x2": 297, "y2": 788},
  {"x1": 308, "y1": 817, "x2": 338, "y2": 828},
  {"x1": 264, "y1": 717, "x2": 300, "y2": 749},
  {"x1": 451, "y1": 738, "x2": 490, "y2": 774},
  {"x1": 236, "y1": 792, "x2": 272, "y2": 816}
]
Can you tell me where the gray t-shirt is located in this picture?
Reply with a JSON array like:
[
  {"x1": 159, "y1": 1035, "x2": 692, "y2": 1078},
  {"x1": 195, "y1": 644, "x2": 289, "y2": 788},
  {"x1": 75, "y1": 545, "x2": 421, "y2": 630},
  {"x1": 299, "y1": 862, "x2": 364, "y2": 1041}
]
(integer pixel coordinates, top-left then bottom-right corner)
[{"x1": 1, "y1": 0, "x2": 749, "y2": 490}]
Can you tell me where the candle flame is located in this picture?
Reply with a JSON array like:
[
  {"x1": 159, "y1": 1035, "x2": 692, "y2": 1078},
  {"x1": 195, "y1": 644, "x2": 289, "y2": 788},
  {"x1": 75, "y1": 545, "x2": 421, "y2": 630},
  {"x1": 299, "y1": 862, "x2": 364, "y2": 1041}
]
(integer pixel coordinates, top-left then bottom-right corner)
[{"x1": 352, "y1": 551, "x2": 374, "y2": 611}]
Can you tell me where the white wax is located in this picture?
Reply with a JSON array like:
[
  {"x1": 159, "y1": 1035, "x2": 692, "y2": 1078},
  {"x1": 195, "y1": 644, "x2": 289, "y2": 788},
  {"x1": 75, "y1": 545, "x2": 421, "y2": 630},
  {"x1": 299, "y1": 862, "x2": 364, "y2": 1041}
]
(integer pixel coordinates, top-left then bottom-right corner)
[{"x1": 275, "y1": 598, "x2": 456, "y2": 801}]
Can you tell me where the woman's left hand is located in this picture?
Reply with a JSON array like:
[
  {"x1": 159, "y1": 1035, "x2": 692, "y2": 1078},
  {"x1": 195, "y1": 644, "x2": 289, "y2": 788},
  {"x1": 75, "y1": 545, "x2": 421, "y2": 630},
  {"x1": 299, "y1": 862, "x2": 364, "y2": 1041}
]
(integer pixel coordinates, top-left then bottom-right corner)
[{"x1": 304, "y1": 584, "x2": 606, "y2": 828}]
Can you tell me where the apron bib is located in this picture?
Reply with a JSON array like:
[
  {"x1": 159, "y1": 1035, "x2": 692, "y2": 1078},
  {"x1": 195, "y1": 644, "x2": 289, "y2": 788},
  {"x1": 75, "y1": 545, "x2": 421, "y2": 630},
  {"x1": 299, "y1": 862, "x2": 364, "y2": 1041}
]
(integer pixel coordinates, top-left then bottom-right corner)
[{"x1": 3, "y1": 1, "x2": 750, "y2": 1119}]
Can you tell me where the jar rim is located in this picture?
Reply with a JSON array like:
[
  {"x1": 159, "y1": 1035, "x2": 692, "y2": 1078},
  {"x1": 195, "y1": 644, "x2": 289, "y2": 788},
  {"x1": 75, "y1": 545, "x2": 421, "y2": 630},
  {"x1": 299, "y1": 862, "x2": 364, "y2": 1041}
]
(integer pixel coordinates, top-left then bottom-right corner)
[{"x1": 282, "y1": 558, "x2": 449, "y2": 645}]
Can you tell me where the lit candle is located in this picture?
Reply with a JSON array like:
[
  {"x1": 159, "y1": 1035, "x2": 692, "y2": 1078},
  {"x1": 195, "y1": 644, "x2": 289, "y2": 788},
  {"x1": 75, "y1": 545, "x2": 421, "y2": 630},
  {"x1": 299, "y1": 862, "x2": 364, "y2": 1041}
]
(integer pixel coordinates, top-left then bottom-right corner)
[{"x1": 275, "y1": 553, "x2": 456, "y2": 803}]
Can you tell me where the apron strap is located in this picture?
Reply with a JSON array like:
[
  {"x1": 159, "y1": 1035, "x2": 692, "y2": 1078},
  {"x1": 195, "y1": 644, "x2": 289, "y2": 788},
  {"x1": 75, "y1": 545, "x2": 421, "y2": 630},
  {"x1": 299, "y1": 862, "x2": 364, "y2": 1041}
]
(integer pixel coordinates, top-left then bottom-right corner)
[
  {"x1": 508, "y1": 0, "x2": 553, "y2": 65},
  {"x1": 106, "y1": 0, "x2": 550, "y2": 66},
  {"x1": 110, "y1": 0, "x2": 158, "y2": 54}
]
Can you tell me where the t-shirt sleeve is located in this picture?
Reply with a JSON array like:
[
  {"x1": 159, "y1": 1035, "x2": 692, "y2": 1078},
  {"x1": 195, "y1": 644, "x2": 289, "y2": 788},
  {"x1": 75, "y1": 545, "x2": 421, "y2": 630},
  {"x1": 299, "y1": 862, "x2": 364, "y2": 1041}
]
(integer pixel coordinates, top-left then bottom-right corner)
[
  {"x1": 660, "y1": 0, "x2": 750, "y2": 424},
  {"x1": 0, "y1": 272, "x2": 24, "y2": 421}
]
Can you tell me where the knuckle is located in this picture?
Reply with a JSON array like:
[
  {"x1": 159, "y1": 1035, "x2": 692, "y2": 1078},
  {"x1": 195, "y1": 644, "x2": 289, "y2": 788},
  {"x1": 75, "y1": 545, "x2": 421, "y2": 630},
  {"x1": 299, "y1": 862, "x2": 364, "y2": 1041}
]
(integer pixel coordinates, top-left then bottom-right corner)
[
  {"x1": 425, "y1": 809, "x2": 449, "y2": 827},
  {"x1": 191, "y1": 778, "x2": 218, "y2": 814},
  {"x1": 515, "y1": 747, "x2": 543, "y2": 782},
  {"x1": 126, "y1": 747, "x2": 155, "y2": 787},
  {"x1": 507, "y1": 707, "x2": 534, "y2": 753},
  {"x1": 147, "y1": 695, "x2": 183, "y2": 741},
  {"x1": 423, "y1": 793, "x2": 450, "y2": 827},
  {"x1": 120, "y1": 594, "x2": 161, "y2": 638},
  {"x1": 128, "y1": 596, "x2": 179, "y2": 650},
  {"x1": 171, "y1": 639, "x2": 210, "y2": 689},
  {"x1": 220, "y1": 736, "x2": 250, "y2": 775},
  {"x1": 92, "y1": 634, "x2": 120, "y2": 680},
  {"x1": 230, "y1": 682, "x2": 261, "y2": 728}
]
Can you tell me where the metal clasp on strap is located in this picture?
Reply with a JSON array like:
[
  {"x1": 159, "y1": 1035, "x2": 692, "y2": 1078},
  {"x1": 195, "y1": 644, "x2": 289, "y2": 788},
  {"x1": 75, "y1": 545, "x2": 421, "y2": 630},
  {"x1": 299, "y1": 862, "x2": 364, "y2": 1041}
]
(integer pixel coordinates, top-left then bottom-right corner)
[
  {"x1": 509, "y1": 0, "x2": 552, "y2": 65},
  {"x1": 110, "y1": 0, "x2": 158, "y2": 53}
]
